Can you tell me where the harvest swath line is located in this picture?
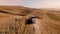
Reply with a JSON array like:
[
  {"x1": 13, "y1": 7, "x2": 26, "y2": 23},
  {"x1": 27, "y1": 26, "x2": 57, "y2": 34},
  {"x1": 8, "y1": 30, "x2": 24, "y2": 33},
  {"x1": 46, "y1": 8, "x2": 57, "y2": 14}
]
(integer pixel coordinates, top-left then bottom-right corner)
[{"x1": 0, "y1": 11, "x2": 32, "y2": 16}]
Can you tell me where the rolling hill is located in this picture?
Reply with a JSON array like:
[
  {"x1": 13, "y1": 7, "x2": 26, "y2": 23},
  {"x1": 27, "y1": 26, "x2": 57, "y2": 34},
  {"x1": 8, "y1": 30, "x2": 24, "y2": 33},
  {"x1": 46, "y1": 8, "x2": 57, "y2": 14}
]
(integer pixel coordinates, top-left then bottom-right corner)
[{"x1": 0, "y1": 6, "x2": 60, "y2": 34}]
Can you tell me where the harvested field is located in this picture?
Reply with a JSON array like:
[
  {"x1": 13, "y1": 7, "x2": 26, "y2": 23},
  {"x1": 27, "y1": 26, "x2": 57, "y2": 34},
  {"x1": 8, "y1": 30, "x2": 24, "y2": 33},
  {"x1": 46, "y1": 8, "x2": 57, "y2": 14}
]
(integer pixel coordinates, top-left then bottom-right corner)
[{"x1": 0, "y1": 6, "x2": 60, "y2": 34}]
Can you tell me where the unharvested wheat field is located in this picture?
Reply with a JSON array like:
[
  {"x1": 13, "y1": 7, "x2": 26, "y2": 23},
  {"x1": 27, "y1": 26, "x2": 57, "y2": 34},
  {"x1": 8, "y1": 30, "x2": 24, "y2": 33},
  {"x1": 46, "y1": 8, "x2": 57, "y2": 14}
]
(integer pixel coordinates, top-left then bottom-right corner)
[{"x1": 0, "y1": 6, "x2": 60, "y2": 34}]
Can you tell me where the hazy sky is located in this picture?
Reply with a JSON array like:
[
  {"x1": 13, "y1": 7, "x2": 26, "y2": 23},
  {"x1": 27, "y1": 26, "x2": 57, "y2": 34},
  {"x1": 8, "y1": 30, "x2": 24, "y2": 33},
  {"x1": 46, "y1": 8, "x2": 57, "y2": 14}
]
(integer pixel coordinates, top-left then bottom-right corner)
[{"x1": 0, "y1": 0, "x2": 60, "y2": 9}]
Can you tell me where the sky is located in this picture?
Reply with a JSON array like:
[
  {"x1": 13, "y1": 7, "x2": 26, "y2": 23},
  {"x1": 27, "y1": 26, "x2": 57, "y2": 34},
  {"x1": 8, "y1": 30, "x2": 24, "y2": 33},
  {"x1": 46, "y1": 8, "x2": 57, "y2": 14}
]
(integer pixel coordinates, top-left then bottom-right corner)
[{"x1": 0, "y1": 0, "x2": 60, "y2": 9}]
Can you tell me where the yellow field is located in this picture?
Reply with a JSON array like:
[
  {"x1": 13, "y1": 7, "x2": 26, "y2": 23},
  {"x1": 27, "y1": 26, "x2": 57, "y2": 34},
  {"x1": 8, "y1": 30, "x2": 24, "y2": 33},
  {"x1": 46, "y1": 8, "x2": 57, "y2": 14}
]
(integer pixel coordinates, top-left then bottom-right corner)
[{"x1": 0, "y1": 6, "x2": 60, "y2": 34}]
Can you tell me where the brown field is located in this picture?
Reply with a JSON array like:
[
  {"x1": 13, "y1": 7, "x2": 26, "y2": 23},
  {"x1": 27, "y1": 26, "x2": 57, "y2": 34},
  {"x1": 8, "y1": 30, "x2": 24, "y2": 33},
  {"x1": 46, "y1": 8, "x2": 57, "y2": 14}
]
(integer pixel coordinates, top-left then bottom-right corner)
[{"x1": 0, "y1": 6, "x2": 60, "y2": 34}]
